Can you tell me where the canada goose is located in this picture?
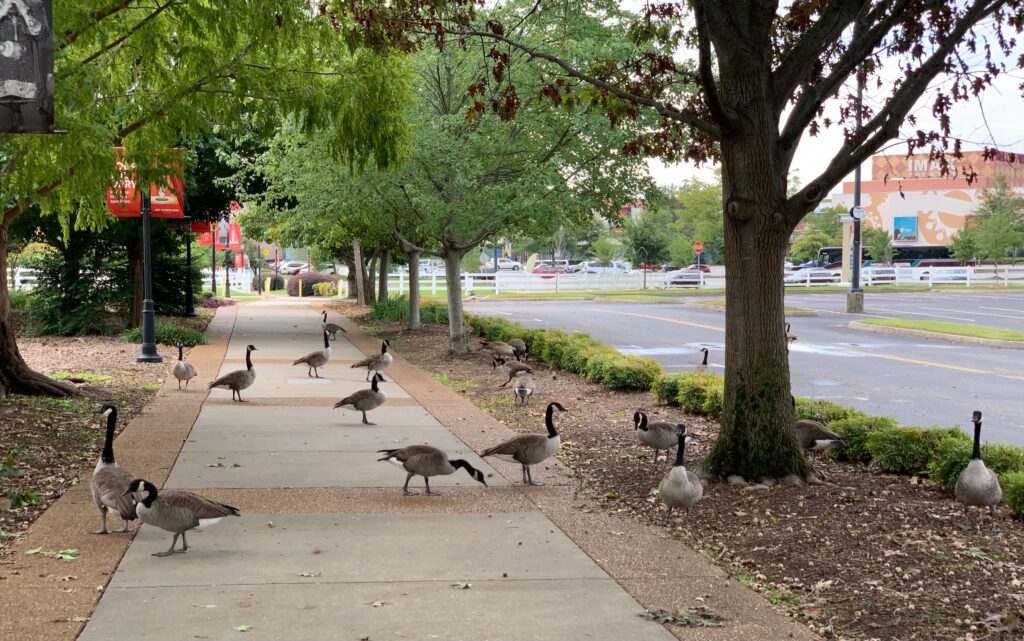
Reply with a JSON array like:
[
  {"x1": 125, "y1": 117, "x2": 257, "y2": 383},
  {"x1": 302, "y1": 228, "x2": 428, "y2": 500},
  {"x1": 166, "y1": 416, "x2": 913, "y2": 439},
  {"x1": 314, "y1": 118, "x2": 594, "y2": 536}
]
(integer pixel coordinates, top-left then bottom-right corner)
[
  {"x1": 955, "y1": 410, "x2": 1002, "y2": 531},
  {"x1": 633, "y1": 411, "x2": 678, "y2": 464},
  {"x1": 492, "y1": 355, "x2": 533, "y2": 387},
  {"x1": 693, "y1": 347, "x2": 710, "y2": 374},
  {"x1": 480, "y1": 339, "x2": 517, "y2": 360},
  {"x1": 123, "y1": 479, "x2": 239, "y2": 557},
  {"x1": 508, "y1": 338, "x2": 528, "y2": 361},
  {"x1": 790, "y1": 397, "x2": 846, "y2": 452},
  {"x1": 172, "y1": 342, "x2": 197, "y2": 390},
  {"x1": 208, "y1": 344, "x2": 257, "y2": 401},
  {"x1": 334, "y1": 373, "x2": 387, "y2": 425},
  {"x1": 513, "y1": 377, "x2": 535, "y2": 405},
  {"x1": 90, "y1": 405, "x2": 137, "y2": 534},
  {"x1": 659, "y1": 425, "x2": 703, "y2": 525},
  {"x1": 377, "y1": 445, "x2": 487, "y2": 496},
  {"x1": 351, "y1": 340, "x2": 393, "y2": 381},
  {"x1": 481, "y1": 401, "x2": 565, "y2": 485},
  {"x1": 321, "y1": 310, "x2": 346, "y2": 340},
  {"x1": 785, "y1": 322, "x2": 797, "y2": 342},
  {"x1": 293, "y1": 330, "x2": 332, "y2": 377}
]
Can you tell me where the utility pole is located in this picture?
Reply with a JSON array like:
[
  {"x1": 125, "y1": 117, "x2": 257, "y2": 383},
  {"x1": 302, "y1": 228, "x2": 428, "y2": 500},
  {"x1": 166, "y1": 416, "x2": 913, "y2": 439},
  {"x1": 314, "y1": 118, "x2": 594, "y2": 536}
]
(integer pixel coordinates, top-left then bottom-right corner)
[
  {"x1": 136, "y1": 193, "x2": 162, "y2": 363},
  {"x1": 846, "y1": 69, "x2": 865, "y2": 314}
]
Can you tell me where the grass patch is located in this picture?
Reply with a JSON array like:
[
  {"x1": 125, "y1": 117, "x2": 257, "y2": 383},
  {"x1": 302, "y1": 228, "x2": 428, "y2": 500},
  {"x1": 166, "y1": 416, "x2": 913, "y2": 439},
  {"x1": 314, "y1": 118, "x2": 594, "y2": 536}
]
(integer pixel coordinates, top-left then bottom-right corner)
[
  {"x1": 50, "y1": 371, "x2": 113, "y2": 384},
  {"x1": 859, "y1": 319, "x2": 1024, "y2": 342},
  {"x1": 432, "y1": 372, "x2": 477, "y2": 393}
]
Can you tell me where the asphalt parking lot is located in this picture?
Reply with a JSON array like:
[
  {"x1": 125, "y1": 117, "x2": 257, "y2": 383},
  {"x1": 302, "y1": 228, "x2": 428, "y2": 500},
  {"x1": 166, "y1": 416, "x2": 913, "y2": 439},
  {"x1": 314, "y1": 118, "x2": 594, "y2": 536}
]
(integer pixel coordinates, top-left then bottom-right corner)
[{"x1": 467, "y1": 290, "x2": 1024, "y2": 445}]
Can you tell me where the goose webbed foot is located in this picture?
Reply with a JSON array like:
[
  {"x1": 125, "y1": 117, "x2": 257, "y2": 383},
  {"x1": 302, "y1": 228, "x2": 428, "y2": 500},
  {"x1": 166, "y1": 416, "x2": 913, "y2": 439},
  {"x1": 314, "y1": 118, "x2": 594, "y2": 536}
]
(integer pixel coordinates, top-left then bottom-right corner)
[
  {"x1": 956, "y1": 520, "x2": 975, "y2": 532},
  {"x1": 663, "y1": 507, "x2": 673, "y2": 526},
  {"x1": 154, "y1": 534, "x2": 180, "y2": 557},
  {"x1": 92, "y1": 528, "x2": 109, "y2": 535},
  {"x1": 424, "y1": 479, "x2": 441, "y2": 496},
  {"x1": 403, "y1": 489, "x2": 419, "y2": 496},
  {"x1": 119, "y1": 522, "x2": 134, "y2": 533}
]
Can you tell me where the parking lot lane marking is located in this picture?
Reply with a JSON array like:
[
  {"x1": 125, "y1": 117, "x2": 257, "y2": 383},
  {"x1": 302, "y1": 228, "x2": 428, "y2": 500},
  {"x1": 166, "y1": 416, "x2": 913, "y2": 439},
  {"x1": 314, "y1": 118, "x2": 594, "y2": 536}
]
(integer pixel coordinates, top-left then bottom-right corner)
[
  {"x1": 844, "y1": 348, "x2": 1024, "y2": 379},
  {"x1": 979, "y1": 306, "x2": 1024, "y2": 316},
  {"x1": 867, "y1": 307, "x2": 976, "y2": 322},
  {"x1": 916, "y1": 306, "x2": 1024, "y2": 321},
  {"x1": 595, "y1": 309, "x2": 724, "y2": 333}
]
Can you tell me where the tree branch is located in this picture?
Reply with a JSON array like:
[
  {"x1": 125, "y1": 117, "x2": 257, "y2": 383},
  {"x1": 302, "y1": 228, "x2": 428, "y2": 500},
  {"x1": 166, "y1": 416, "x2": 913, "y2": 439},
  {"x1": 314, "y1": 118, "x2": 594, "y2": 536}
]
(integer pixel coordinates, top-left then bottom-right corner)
[
  {"x1": 692, "y1": 0, "x2": 735, "y2": 130},
  {"x1": 75, "y1": 0, "x2": 175, "y2": 69},
  {"x1": 60, "y1": 0, "x2": 140, "y2": 49}
]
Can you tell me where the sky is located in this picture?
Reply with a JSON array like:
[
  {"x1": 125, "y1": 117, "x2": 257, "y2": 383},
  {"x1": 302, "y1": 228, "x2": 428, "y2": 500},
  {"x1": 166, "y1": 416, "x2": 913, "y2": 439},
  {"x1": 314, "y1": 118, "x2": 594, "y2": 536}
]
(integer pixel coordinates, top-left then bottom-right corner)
[{"x1": 625, "y1": 7, "x2": 1024, "y2": 195}]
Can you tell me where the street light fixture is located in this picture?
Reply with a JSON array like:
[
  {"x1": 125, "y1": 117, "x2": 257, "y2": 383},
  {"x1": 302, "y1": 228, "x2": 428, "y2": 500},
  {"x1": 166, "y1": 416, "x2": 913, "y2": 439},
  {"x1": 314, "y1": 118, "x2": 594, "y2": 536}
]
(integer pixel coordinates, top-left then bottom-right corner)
[
  {"x1": 136, "y1": 193, "x2": 162, "y2": 363},
  {"x1": 846, "y1": 69, "x2": 866, "y2": 314}
]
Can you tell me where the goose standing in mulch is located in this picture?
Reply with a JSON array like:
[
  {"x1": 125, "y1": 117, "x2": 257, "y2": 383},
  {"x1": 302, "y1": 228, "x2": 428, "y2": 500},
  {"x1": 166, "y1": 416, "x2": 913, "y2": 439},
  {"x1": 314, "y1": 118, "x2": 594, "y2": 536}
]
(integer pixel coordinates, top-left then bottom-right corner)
[
  {"x1": 955, "y1": 410, "x2": 1002, "y2": 531},
  {"x1": 334, "y1": 373, "x2": 387, "y2": 425},
  {"x1": 513, "y1": 377, "x2": 535, "y2": 405},
  {"x1": 493, "y1": 355, "x2": 533, "y2": 387},
  {"x1": 351, "y1": 340, "x2": 393, "y2": 381},
  {"x1": 659, "y1": 425, "x2": 703, "y2": 525},
  {"x1": 293, "y1": 329, "x2": 332, "y2": 378},
  {"x1": 633, "y1": 410, "x2": 678, "y2": 465},
  {"x1": 481, "y1": 401, "x2": 565, "y2": 486},
  {"x1": 321, "y1": 310, "x2": 346, "y2": 340},
  {"x1": 479, "y1": 339, "x2": 517, "y2": 361},
  {"x1": 508, "y1": 338, "x2": 529, "y2": 361},
  {"x1": 124, "y1": 479, "x2": 239, "y2": 557},
  {"x1": 90, "y1": 405, "x2": 137, "y2": 534},
  {"x1": 377, "y1": 445, "x2": 487, "y2": 496},
  {"x1": 208, "y1": 344, "x2": 257, "y2": 401},
  {"x1": 172, "y1": 341, "x2": 197, "y2": 390}
]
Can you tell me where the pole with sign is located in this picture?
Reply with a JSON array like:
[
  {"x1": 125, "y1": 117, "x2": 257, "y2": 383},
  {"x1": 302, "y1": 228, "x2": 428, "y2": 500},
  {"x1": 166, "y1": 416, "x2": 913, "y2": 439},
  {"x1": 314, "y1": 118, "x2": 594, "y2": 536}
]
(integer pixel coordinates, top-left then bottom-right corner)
[
  {"x1": 137, "y1": 194, "x2": 162, "y2": 363},
  {"x1": 694, "y1": 240, "x2": 703, "y2": 273}
]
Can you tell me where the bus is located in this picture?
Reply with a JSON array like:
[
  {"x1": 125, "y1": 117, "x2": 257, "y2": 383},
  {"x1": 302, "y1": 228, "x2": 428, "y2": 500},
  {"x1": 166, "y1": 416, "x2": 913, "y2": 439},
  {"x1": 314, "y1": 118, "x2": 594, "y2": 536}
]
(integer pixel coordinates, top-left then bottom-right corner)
[{"x1": 815, "y1": 245, "x2": 962, "y2": 269}]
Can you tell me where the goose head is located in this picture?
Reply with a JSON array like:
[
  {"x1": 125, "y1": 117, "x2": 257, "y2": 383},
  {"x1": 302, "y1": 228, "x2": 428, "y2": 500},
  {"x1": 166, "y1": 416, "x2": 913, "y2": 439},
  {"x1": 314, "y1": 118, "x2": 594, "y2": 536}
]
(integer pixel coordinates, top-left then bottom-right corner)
[
  {"x1": 96, "y1": 404, "x2": 117, "y2": 418},
  {"x1": 247, "y1": 344, "x2": 258, "y2": 352},
  {"x1": 633, "y1": 410, "x2": 648, "y2": 431}
]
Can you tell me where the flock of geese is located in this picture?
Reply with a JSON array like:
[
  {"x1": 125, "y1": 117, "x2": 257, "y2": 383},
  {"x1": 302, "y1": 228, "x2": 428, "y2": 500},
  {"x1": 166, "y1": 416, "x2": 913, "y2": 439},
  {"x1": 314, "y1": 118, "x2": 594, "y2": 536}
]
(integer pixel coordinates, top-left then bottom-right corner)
[{"x1": 93, "y1": 314, "x2": 1005, "y2": 558}]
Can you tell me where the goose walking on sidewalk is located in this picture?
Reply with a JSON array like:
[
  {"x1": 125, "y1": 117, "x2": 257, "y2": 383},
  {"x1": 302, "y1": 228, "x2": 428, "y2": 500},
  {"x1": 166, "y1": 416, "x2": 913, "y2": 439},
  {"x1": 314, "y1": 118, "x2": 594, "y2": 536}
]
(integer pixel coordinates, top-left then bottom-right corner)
[
  {"x1": 481, "y1": 402, "x2": 566, "y2": 486},
  {"x1": 377, "y1": 445, "x2": 487, "y2": 496},
  {"x1": 124, "y1": 479, "x2": 240, "y2": 557},
  {"x1": 208, "y1": 344, "x2": 257, "y2": 401},
  {"x1": 293, "y1": 330, "x2": 332, "y2": 378},
  {"x1": 351, "y1": 340, "x2": 393, "y2": 381},
  {"x1": 334, "y1": 373, "x2": 387, "y2": 425},
  {"x1": 172, "y1": 341, "x2": 197, "y2": 390},
  {"x1": 90, "y1": 405, "x2": 137, "y2": 534},
  {"x1": 322, "y1": 310, "x2": 346, "y2": 340}
]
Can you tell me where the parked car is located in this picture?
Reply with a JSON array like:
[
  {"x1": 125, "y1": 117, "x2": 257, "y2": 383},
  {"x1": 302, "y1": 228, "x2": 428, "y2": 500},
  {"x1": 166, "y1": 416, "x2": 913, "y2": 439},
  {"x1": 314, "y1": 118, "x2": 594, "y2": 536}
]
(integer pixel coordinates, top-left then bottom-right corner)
[
  {"x1": 686, "y1": 264, "x2": 712, "y2": 273},
  {"x1": 636, "y1": 264, "x2": 664, "y2": 272},
  {"x1": 570, "y1": 261, "x2": 630, "y2": 274},
  {"x1": 784, "y1": 267, "x2": 839, "y2": 284},
  {"x1": 277, "y1": 260, "x2": 309, "y2": 275},
  {"x1": 488, "y1": 257, "x2": 522, "y2": 271},
  {"x1": 861, "y1": 266, "x2": 897, "y2": 284},
  {"x1": 664, "y1": 268, "x2": 704, "y2": 287},
  {"x1": 532, "y1": 264, "x2": 566, "y2": 278},
  {"x1": 535, "y1": 259, "x2": 570, "y2": 270}
]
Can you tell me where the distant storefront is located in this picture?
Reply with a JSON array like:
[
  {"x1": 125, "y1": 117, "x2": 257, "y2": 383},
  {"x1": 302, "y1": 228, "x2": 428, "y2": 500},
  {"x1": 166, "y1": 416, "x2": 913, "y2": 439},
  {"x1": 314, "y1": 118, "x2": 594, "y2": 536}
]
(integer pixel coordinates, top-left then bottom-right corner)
[{"x1": 832, "y1": 150, "x2": 1024, "y2": 247}]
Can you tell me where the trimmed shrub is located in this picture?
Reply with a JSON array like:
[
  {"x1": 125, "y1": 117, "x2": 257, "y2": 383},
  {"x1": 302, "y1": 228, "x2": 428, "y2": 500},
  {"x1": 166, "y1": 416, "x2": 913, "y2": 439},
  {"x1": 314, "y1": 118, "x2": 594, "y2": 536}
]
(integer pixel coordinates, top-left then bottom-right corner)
[
  {"x1": 369, "y1": 296, "x2": 449, "y2": 324},
  {"x1": 287, "y1": 272, "x2": 337, "y2": 297},
  {"x1": 866, "y1": 426, "x2": 969, "y2": 475},
  {"x1": 828, "y1": 416, "x2": 898, "y2": 463},
  {"x1": 929, "y1": 439, "x2": 1024, "y2": 490},
  {"x1": 795, "y1": 398, "x2": 867, "y2": 424},
  {"x1": 677, "y1": 373, "x2": 718, "y2": 414},
  {"x1": 122, "y1": 322, "x2": 207, "y2": 347},
  {"x1": 312, "y1": 281, "x2": 336, "y2": 297},
  {"x1": 701, "y1": 383, "x2": 725, "y2": 418},
  {"x1": 653, "y1": 374, "x2": 682, "y2": 404},
  {"x1": 200, "y1": 297, "x2": 236, "y2": 309},
  {"x1": 1000, "y1": 471, "x2": 1024, "y2": 519},
  {"x1": 252, "y1": 271, "x2": 285, "y2": 291}
]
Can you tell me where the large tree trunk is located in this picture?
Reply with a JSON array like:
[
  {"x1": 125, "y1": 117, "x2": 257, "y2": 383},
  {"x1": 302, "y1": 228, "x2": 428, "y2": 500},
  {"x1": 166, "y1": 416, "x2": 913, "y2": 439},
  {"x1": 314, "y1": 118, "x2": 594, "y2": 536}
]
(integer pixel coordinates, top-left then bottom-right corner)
[
  {"x1": 364, "y1": 250, "x2": 378, "y2": 306},
  {"x1": 443, "y1": 248, "x2": 468, "y2": 353},
  {"x1": 377, "y1": 248, "x2": 390, "y2": 303},
  {"x1": 0, "y1": 223, "x2": 78, "y2": 397},
  {"x1": 407, "y1": 250, "x2": 421, "y2": 330},
  {"x1": 703, "y1": 63, "x2": 807, "y2": 480},
  {"x1": 353, "y1": 240, "x2": 366, "y2": 305}
]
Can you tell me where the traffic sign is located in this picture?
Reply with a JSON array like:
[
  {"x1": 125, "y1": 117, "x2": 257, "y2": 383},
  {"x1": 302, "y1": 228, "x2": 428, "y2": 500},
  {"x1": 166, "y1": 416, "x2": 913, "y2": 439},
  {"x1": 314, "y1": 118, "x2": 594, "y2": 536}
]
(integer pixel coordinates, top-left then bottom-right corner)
[
  {"x1": 693, "y1": 241, "x2": 703, "y2": 254},
  {"x1": 852, "y1": 205, "x2": 864, "y2": 220}
]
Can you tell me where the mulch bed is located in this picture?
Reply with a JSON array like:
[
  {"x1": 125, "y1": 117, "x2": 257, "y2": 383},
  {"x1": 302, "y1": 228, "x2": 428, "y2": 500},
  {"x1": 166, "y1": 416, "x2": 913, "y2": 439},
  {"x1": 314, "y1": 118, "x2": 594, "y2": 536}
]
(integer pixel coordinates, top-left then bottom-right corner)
[
  {"x1": 351, "y1": 311, "x2": 1024, "y2": 641},
  {"x1": 1, "y1": 325, "x2": 209, "y2": 558}
]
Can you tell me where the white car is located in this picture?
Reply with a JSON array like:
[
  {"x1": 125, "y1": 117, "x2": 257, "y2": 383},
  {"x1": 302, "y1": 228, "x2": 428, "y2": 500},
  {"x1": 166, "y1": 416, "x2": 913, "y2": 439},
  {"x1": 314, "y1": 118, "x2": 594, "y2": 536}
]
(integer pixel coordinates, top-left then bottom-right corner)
[
  {"x1": 664, "y1": 268, "x2": 703, "y2": 287},
  {"x1": 861, "y1": 266, "x2": 897, "y2": 284},
  {"x1": 569, "y1": 261, "x2": 630, "y2": 274},
  {"x1": 784, "y1": 268, "x2": 839, "y2": 284},
  {"x1": 488, "y1": 257, "x2": 522, "y2": 271}
]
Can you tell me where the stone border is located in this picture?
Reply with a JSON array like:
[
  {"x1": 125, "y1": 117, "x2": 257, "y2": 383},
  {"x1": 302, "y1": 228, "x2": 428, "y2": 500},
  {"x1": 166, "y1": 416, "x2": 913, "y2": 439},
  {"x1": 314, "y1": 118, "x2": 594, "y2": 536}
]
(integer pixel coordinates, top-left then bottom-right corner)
[
  {"x1": 338, "y1": 315, "x2": 818, "y2": 641},
  {"x1": 849, "y1": 320, "x2": 1024, "y2": 350},
  {"x1": 0, "y1": 306, "x2": 237, "y2": 641}
]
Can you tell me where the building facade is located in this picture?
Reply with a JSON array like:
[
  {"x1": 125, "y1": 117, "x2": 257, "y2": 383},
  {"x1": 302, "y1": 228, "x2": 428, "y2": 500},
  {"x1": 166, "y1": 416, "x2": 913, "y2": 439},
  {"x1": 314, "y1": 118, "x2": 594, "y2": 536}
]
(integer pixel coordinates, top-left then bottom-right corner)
[{"x1": 831, "y1": 150, "x2": 1024, "y2": 246}]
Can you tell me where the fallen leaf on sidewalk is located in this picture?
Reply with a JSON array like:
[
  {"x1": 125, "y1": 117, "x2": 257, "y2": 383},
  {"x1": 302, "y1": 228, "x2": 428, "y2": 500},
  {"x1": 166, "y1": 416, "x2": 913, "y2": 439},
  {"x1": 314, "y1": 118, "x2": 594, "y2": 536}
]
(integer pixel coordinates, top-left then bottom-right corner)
[
  {"x1": 299, "y1": 571, "x2": 321, "y2": 577},
  {"x1": 233, "y1": 624, "x2": 251, "y2": 632},
  {"x1": 451, "y1": 581, "x2": 472, "y2": 590},
  {"x1": 366, "y1": 600, "x2": 387, "y2": 607}
]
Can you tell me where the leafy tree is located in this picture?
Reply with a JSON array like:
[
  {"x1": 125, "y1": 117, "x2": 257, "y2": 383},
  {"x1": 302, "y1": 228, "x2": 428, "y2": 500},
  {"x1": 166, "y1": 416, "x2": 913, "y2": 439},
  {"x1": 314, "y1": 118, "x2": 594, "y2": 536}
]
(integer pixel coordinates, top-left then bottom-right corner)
[
  {"x1": 340, "y1": 0, "x2": 1024, "y2": 478},
  {"x1": 968, "y1": 176, "x2": 1024, "y2": 264},
  {"x1": 664, "y1": 179, "x2": 724, "y2": 265},
  {"x1": 948, "y1": 226, "x2": 980, "y2": 265},
  {"x1": 623, "y1": 213, "x2": 671, "y2": 266},
  {"x1": 0, "y1": 1, "x2": 409, "y2": 396},
  {"x1": 803, "y1": 205, "x2": 846, "y2": 245},
  {"x1": 788, "y1": 231, "x2": 833, "y2": 265},
  {"x1": 862, "y1": 227, "x2": 895, "y2": 265},
  {"x1": 593, "y1": 236, "x2": 620, "y2": 265}
]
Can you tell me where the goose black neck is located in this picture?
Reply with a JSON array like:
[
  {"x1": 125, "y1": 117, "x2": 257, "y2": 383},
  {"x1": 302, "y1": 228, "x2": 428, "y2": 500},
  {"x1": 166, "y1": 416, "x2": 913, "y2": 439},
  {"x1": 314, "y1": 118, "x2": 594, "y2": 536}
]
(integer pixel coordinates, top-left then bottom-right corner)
[
  {"x1": 636, "y1": 412, "x2": 648, "y2": 431},
  {"x1": 451, "y1": 459, "x2": 471, "y2": 472},
  {"x1": 140, "y1": 481, "x2": 158, "y2": 507},
  {"x1": 323, "y1": 331, "x2": 330, "y2": 349},
  {"x1": 177, "y1": 344, "x2": 184, "y2": 361},
  {"x1": 381, "y1": 342, "x2": 388, "y2": 354},
  {"x1": 322, "y1": 311, "x2": 327, "y2": 320},
  {"x1": 245, "y1": 348, "x2": 253, "y2": 370},
  {"x1": 673, "y1": 435, "x2": 686, "y2": 467},
  {"x1": 701, "y1": 350, "x2": 708, "y2": 365},
  {"x1": 370, "y1": 376, "x2": 379, "y2": 392},
  {"x1": 545, "y1": 405, "x2": 559, "y2": 438},
  {"x1": 101, "y1": 409, "x2": 117, "y2": 464},
  {"x1": 971, "y1": 421, "x2": 982, "y2": 460}
]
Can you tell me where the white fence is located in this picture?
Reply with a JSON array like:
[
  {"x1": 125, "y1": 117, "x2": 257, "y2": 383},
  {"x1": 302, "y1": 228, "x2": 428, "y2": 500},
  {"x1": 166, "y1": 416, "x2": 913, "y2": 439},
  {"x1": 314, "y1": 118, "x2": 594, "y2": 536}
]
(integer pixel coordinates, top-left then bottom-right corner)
[
  {"x1": 785, "y1": 265, "x2": 1024, "y2": 288},
  {"x1": 385, "y1": 270, "x2": 725, "y2": 296},
  {"x1": 200, "y1": 268, "x2": 254, "y2": 294},
  {"x1": 8, "y1": 267, "x2": 38, "y2": 291}
]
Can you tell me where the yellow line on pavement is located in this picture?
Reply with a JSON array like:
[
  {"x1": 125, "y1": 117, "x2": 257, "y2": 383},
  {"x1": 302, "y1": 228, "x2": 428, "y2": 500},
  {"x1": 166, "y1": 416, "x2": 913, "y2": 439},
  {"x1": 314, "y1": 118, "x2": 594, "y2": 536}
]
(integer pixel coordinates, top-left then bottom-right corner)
[
  {"x1": 596, "y1": 309, "x2": 1024, "y2": 381},
  {"x1": 596, "y1": 309, "x2": 724, "y2": 333}
]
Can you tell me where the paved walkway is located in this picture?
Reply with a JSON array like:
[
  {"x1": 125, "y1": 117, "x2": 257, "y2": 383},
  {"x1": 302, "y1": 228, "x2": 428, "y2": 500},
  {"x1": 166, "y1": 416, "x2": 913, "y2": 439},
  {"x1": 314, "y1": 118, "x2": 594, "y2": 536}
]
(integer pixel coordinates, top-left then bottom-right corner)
[{"x1": 76, "y1": 303, "x2": 814, "y2": 641}]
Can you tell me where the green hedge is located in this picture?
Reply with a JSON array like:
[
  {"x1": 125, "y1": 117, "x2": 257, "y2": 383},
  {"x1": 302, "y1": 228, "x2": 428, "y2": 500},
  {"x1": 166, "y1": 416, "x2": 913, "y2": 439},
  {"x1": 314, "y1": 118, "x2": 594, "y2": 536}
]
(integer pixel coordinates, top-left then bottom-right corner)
[
  {"x1": 865, "y1": 426, "x2": 969, "y2": 475},
  {"x1": 1000, "y1": 472, "x2": 1024, "y2": 519},
  {"x1": 467, "y1": 315, "x2": 659, "y2": 391},
  {"x1": 371, "y1": 296, "x2": 449, "y2": 324},
  {"x1": 122, "y1": 321, "x2": 207, "y2": 347},
  {"x1": 929, "y1": 440, "x2": 1024, "y2": 490}
]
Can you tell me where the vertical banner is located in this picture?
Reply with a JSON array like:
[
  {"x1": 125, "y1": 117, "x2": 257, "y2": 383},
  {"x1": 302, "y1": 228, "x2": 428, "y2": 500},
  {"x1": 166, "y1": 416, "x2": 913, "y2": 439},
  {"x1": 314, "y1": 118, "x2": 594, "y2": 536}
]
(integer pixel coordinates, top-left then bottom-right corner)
[
  {"x1": 106, "y1": 147, "x2": 186, "y2": 218},
  {"x1": 227, "y1": 222, "x2": 242, "y2": 250},
  {"x1": 0, "y1": 0, "x2": 54, "y2": 133},
  {"x1": 215, "y1": 220, "x2": 229, "y2": 249},
  {"x1": 234, "y1": 253, "x2": 245, "y2": 269}
]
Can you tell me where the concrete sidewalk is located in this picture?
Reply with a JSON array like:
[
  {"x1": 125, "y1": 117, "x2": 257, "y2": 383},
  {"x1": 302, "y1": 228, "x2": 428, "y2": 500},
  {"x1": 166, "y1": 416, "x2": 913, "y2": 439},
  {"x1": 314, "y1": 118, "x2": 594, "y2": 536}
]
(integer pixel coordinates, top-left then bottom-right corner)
[{"x1": 78, "y1": 303, "x2": 815, "y2": 641}]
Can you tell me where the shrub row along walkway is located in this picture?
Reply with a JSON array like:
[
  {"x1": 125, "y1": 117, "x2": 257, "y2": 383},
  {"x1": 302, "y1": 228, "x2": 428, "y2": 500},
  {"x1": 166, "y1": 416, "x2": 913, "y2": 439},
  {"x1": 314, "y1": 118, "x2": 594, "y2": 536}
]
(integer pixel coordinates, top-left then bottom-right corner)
[{"x1": 9, "y1": 302, "x2": 814, "y2": 641}]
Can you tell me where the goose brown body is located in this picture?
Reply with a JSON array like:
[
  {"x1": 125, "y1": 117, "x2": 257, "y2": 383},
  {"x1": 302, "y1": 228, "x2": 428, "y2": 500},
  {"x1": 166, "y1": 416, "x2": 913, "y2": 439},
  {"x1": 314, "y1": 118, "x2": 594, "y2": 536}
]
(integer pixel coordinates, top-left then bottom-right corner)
[
  {"x1": 482, "y1": 402, "x2": 565, "y2": 485},
  {"x1": 351, "y1": 340, "x2": 393, "y2": 380},
  {"x1": 955, "y1": 411, "x2": 1002, "y2": 530},
  {"x1": 126, "y1": 479, "x2": 239, "y2": 557},
  {"x1": 172, "y1": 343, "x2": 197, "y2": 390},
  {"x1": 334, "y1": 373, "x2": 387, "y2": 424},
  {"x1": 659, "y1": 426, "x2": 703, "y2": 525},
  {"x1": 321, "y1": 311, "x2": 346, "y2": 340},
  {"x1": 208, "y1": 345, "x2": 257, "y2": 401},
  {"x1": 633, "y1": 411, "x2": 678, "y2": 464},
  {"x1": 377, "y1": 445, "x2": 487, "y2": 495},
  {"x1": 293, "y1": 330, "x2": 332, "y2": 377},
  {"x1": 90, "y1": 405, "x2": 137, "y2": 534}
]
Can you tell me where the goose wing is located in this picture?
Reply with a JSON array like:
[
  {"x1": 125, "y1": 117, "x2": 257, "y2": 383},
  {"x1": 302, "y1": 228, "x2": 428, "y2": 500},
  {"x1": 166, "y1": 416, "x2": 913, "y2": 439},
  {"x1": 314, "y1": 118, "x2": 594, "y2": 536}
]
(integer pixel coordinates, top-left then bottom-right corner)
[
  {"x1": 208, "y1": 369, "x2": 248, "y2": 389},
  {"x1": 183, "y1": 363, "x2": 197, "y2": 378},
  {"x1": 324, "y1": 322, "x2": 346, "y2": 334},
  {"x1": 378, "y1": 445, "x2": 448, "y2": 474},
  {"x1": 793, "y1": 419, "x2": 842, "y2": 448},
  {"x1": 334, "y1": 389, "x2": 371, "y2": 408},
  {"x1": 481, "y1": 434, "x2": 547, "y2": 460},
  {"x1": 351, "y1": 355, "x2": 379, "y2": 369},
  {"x1": 293, "y1": 350, "x2": 322, "y2": 366},
  {"x1": 639, "y1": 421, "x2": 679, "y2": 450},
  {"x1": 93, "y1": 467, "x2": 138, "y2": 521},
  {"x1": 160, "y1": 491, "x2": 240, "y2": 519}
]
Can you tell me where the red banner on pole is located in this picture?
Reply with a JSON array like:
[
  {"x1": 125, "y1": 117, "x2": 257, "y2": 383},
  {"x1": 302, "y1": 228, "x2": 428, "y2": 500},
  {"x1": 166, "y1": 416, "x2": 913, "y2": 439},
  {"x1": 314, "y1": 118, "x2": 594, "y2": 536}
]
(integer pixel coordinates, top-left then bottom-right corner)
[
  {"x1": 191, "y1": 221, "x2": 211, "y2": 233},
  {"x1": 234, "y1": 253, "x2": 245, "y2": 269},
  {"x1": 196, "y1": 232, "x2": 213, "y2": 246},
  {"x1": 106, "y1": 147, "x2": 186, "y2": 219},
  {"x1": 228, "y1": 223, "x2": 242, "y2": 250}
]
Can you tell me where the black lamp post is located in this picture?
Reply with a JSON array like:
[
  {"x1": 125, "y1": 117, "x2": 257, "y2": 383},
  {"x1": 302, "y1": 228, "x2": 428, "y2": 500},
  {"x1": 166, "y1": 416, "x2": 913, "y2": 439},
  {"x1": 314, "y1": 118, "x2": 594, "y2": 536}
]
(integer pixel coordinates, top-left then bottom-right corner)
[
  {"x1": 846, "y1": 69, "x2": 865, "y2": 313},
  {"x1": 137, "y1": 193, "x2": 163, "y2": 363}
]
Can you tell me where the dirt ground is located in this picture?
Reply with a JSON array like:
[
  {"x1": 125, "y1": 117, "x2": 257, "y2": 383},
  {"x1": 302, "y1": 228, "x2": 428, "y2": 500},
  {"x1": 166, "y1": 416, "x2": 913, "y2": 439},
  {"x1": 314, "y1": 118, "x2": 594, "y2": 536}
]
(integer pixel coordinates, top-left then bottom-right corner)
[
  {"x1": 1, "y1": 332, "x2": 203, "y2": 558},
  {"x1": 352, "y1": 313, "x2": 1024, "y2": 641}
]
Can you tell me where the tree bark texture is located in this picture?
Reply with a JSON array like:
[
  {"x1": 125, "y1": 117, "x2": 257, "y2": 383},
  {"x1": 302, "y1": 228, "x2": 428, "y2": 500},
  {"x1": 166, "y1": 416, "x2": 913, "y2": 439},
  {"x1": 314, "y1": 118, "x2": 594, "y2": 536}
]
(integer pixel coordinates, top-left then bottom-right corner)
[
  {"x1": 353, "y1": 240, "x2": 366, "y2": 306},
  {"x1": 701, "y1": 19, "x2": 808, "y2": 480},
  {"x1": 377, "y1": 248, "x2": 390, "y2": 303},
  {"x1": 0, "y1": 223, "x2": 78, "y2": 397},
  {"x1": 443, "y1": 249, "x2": 468, "y2": 353},
  {"x1": 407, "y1": 250, "x2": 421, "y2": 330}
]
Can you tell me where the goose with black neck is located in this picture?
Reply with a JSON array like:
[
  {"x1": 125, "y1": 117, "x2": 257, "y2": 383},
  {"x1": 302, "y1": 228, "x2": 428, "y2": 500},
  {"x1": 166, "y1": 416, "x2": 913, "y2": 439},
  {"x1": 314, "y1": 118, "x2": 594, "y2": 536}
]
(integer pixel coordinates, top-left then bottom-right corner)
[
  {"x1": 90, "y1": 404, "x2": 138, "y2": 534},
  {"x1": 955, "y1": 410, "x2": 1002, "y2": 531},
  {"x1": 481, "y1": 401, "x2": 566, "y2": 486},
  {"x1": 208, "y1": 344, "x2": 257, "y2": 401}
]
